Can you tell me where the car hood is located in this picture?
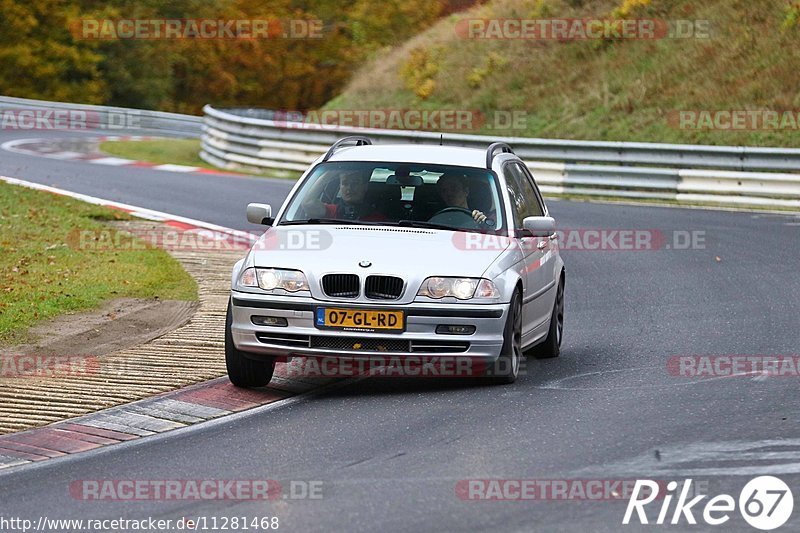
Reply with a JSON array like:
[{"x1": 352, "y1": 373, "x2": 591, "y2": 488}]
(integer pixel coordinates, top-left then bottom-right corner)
[{"x1": 248, "y1": 225, "x2": 511, "y2": 280}]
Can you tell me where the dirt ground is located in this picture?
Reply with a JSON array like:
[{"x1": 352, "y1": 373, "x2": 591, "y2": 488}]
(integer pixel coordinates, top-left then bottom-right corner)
[{"x1": 0, "y1": 298, "x2": 197, "y2": 358}]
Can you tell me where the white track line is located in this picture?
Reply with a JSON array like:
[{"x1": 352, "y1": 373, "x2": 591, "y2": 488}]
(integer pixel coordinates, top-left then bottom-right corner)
[
  {"x1": 47, "y1": 151, "x2": 84, "y2": 160},
  {"x1": 153, "y1": 163, "x2": 201, "y2": 172},
  {"x1": 0, "y1": 138, "x2": 38, "y2": 153},
  {"x1": 88, "y1": 157, "x2": 136, "y2": 166}
]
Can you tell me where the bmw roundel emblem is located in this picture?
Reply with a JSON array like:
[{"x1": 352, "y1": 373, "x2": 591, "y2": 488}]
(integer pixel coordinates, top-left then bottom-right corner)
[{"x1": 359, "y1": 260, "x2": 372, "y2": 268}]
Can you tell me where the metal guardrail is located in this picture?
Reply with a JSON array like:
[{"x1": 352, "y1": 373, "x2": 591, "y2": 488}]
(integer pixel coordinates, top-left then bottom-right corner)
[
  {"x1": 201, "y1": 106, "x2": 800, "y2": 208},
  {"x1": 0, "y1": 96, "x2": 796, "y2": 209},
  {"x1": 0, "y1": 96, "x2": 202, "y2": 136}
]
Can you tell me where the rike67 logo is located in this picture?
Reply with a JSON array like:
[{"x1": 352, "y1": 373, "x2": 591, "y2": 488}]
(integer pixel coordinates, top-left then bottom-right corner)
[{"x1": 624, "y1": 477, "x2": 794, "y2": 530}]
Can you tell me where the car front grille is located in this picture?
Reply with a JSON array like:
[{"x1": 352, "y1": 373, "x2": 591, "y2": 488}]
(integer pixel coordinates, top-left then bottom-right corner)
[
  {"x1": 255, "y1": 332, "x2": 311, "y2": 347},
  {"x1": 409, "y1": 340, "x2": 469, "y2": 353},
  {"x1": 322, "y1": 274, "x2": 359, "y2": 298},
  {"x1": 256, "y1": 333, "x2": 470, "y2": 355},
  {"x1": 310, "y1": 336, "x2": 409, "y2": 352},
  {"x1": 365, "y1": 275, "x2": 404, "y2": 300}
]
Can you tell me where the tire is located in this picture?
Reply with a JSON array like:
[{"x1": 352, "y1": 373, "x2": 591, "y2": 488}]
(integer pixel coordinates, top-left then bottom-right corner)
[
  {"x1": 225, "y1": 300, "x2": 276, "y2": 388},
  {"x1": 488, "y1": 290, "x2": 522, "y2": 384},
  {"x1": 531, "y1": 277, "x2": 564, "y2": 359}
]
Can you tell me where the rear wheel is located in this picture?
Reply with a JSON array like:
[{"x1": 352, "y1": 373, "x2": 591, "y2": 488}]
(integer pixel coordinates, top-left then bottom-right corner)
[
  {"x1": 225, "y1": 300, "x2": 276, "y2": 388},
  {"x1": 488, "y1": 290, "x2": 522, "y2": 384},
  {"x1": 531, "y1": 277, "x2": 564, "y2": 359}
]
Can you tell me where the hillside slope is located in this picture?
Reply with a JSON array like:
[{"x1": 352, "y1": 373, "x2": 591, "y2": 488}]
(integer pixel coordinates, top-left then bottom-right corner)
[{"x1": 324, "y1": 0, "x2": 800, "y2": 147}]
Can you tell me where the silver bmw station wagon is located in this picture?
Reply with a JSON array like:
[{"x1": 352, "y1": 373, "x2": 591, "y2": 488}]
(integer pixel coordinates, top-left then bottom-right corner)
[{"x1": 226, "y1": 137, "x2": 565, "y2": 387}]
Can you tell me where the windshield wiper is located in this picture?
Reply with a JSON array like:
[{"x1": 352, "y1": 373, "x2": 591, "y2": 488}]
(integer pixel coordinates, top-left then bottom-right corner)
[
  {"x1": 395, "y1": 220, "x2": 498, "y2": 234},
  {"x1": 280, "y1": 218, "x2": 378, "y2": 226},
  {"x1": 279, "y1": 218, "x2": 340, "y2": 225},
  {"x1": 395, "y1": 220, "x2": 456, "y2": 231}
]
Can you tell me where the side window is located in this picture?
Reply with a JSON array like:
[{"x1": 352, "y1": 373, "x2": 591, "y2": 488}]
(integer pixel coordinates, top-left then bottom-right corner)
[
  {"x1": 518, "y1": 164, "x2": 546, "y2": 215},
  {"x1": 504, "y1": 165, "x2": 526, "y2": 228},
  {"x1": 504, "y1": 163, "x2": 543, "y2": 228}
]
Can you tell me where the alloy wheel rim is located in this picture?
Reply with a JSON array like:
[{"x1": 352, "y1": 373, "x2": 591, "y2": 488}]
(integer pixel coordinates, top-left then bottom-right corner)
[
  {"x1": 555, "y1": 284, "x2": 564, "y2": 347},
  {"x1": 511, "y1": 302, "x2": 522, "y2": 376}
]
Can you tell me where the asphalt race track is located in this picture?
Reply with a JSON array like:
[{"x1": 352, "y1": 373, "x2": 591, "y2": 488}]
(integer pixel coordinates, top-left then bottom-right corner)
[{"x1": 2, "y1": 129, "x2": 799, "y2": 532}]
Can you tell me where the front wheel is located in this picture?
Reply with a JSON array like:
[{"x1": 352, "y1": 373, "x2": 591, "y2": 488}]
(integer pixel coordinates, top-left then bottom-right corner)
[
  {"x1": 225, "y1": 300, "x2": 276, "y2": 388},
  {"x1": 487, "y1": 291, "x2": 522, "y2": 384},
  {"x1": 531, "y1": 277, "x2": 564, "y2": 359}
]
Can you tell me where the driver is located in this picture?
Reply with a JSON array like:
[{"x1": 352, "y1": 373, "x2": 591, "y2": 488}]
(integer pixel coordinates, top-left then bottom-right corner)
[
  {"x1": 302, "y1": 170, "x2": 385, "y2": 221},
  {"x1": 435, "y1": 173, "x2": 488, "y2": 223}
]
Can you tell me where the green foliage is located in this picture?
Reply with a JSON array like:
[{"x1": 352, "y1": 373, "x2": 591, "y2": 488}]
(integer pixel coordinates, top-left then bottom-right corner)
[
  {"x1": 400, "y1": 46, "x2": 441, "y2": 99},
  {"x1": 0, "y1": 0, "x2": 107, "y2": 103},
  {"x1": 348, "y1": 0, "x2": 443, "y2": 49},
  {"x1": 467, "y1": 51, "x2": 508, "y2": 89},
  {"x1": 783, "y1": 2, "x2": 800, "y2": 30},
  {"x1": 611, "y1": 0, "x2": 652, "y2": 18},
  {"x1": 0, "y1": 0, "x2": 455, "y2": 112}
]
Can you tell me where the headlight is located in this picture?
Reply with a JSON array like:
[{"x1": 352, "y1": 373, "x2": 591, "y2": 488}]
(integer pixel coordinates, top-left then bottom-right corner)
[
  {"x1": 238, "y1": 267, "x2": 309, "y2": 293},
  {"x1": 452, "y1": 278, "x2": 477, "y2": 299},
  {"x1": 417, "y1": 277, "x2": 498, "y2": 300}
]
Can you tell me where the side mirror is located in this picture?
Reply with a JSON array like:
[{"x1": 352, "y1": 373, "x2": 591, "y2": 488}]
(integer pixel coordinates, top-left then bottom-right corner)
[
  {"x1": 522, "y1": 216, "x2": 555, "y2": 237},
  {"x1": 246, "y1": 203, "x2": 273, "y2": 225}
]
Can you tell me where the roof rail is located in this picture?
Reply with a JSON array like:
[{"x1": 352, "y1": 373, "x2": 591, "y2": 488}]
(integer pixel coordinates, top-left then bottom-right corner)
[
  {"x1": 322, "y1": 136, "x2": 373, "y2": 162},
  {"x1": 485, "y1": 142, "x2": 514, "y2": 169}
]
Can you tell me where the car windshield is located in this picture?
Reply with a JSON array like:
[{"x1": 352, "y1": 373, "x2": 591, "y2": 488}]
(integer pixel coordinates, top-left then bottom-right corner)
[{"x1": 279, "y1": 162, "x2": 506, "y2": 233}]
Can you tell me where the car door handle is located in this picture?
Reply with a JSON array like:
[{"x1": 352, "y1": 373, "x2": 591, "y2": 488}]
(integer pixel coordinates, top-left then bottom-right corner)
[{"x1": 537, "y1": 240, "x2": 547, "y2": 250}]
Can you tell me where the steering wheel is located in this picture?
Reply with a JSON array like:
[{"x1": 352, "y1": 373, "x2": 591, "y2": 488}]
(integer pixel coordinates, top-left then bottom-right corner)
[{"x1": 428, "y1": 207, "x2": 481, "y2": 228}]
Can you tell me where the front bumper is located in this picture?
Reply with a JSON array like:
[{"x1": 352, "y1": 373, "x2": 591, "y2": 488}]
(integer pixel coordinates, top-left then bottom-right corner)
[{"x1": 229, "y1": 292, "x2": 508, "y2": 363}]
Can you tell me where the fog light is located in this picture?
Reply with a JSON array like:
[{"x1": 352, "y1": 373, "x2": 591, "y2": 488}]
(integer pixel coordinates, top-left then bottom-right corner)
[
  {"x1": 251, "y1": 316, "x2": 288, "y2": 327},
  {"x1": 436, "y1": 325, "x2": 476, "y2": 335}
]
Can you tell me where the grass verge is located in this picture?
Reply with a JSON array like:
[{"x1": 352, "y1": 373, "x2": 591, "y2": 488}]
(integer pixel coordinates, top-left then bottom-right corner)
[
  {"x1": 0, "y1": 181, "x2": 198, "y2": 346},
  {"x1": 100, "y1": 138, "x2": 210, "y2": 168},
  {"x1": 99, "y1": 139, "x2": 295, "y2": 178}
]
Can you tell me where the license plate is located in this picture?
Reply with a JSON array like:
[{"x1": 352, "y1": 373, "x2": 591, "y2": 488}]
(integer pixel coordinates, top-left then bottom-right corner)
[{"x1": 315, "y1": 308, "x2": 404, "y2": 332}]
